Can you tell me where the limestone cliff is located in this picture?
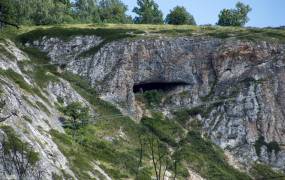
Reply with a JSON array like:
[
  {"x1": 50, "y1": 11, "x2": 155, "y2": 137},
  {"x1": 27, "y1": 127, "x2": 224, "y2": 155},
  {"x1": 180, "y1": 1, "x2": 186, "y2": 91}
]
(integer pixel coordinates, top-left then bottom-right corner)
[
  {"x1": 32, "y1": 35, "x2": 285, "y2": 171},
  {"x1": 1, "y1": 26, "x2": 285, "y2": 179}
]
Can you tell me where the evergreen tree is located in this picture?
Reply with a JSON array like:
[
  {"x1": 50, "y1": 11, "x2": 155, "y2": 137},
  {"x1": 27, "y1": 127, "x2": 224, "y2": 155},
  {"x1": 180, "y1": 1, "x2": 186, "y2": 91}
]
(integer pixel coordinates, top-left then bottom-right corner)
[
  {"x1": 165, "y1": 6, "x2": 196, "y2": 25},
  {"x1": 133, "y1": 0, "x2": 163, "y2": 24}
]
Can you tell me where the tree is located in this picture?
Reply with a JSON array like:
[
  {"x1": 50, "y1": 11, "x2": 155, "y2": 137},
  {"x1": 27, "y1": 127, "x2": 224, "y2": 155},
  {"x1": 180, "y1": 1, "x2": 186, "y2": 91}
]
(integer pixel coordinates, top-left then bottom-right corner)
[
  {"x1": 133, "y1": 0, "x2": 163, "y2": 24},
  {"x1": 74, "y1": 0, "x2": 100, "y2": 23},
  {"x1": 98, "y1": 0, "x2": 131, "y2": 23},
  {"x1": 60, "y1": 102, "x2": 90, "y2": 139},
  {"x1": 0, "y1": 0, "x2": 19, "y2": 29},
  {"x1": 217, "y1": 2, "x2": 252, "y2": 26},
  {"x1": 165, "y1": 6, "x2": 196, "y2": 25}
]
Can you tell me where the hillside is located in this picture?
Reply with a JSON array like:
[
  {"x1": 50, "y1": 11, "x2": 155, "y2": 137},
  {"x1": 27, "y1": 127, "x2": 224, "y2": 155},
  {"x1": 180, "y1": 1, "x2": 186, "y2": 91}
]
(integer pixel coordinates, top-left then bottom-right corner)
[{"x1": 0, "y1": 24, "x2": 285, "y2": 179}]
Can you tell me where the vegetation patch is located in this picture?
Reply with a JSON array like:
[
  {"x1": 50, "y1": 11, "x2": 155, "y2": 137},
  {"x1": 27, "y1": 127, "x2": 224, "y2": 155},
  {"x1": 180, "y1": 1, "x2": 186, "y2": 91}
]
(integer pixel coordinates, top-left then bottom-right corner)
[
  {"x1": 36, "y1": 101, "x2": 50, "y2": 115},
  {"x1": 175, "y1": 131, "x2": 251, "y2": 180},
  {"x1": 0, "y1": 126, "x2": 40, "y2": 179},
  {"x1": 254, "y1": 136, "x2": 281, "y2": 156},
  {"x1": 17, "y1": 27, "x2": 145, "y2": 57},
  {"x1": 19, "y1": 47, "x2": 59, "y2": 88},
  {"x1": 136, "y1": 90, "x2": 164, "y2": 108},
  {"x1": 250, "y1": 163, "x2": 285, "y2": 180},
  {"x1": 0, "y1": 69, "x2": 49, "y2": 104},
  {"x1": 0, "y1": 69, "x2": 33, "y2": 93},
  {"x1": 141, "y1": 116, "x2": 183, "y2": 146}
]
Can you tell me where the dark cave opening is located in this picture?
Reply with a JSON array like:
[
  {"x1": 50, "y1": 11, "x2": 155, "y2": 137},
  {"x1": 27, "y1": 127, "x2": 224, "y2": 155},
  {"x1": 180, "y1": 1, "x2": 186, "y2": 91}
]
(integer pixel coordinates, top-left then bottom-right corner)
[{"x1": 133, "y1": 82, "x2": 189, "y2": 93}]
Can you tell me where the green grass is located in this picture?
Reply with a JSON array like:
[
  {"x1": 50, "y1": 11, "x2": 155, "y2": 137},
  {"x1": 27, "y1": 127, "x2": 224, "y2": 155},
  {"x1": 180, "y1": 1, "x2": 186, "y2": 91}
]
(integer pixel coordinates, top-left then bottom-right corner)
[
  {"x1": 36, "y1": 101, "x2": 50, "y2": 115},
  {"x1": 18, "y1": 47, "x2": 59, "y2": 88},
  {"x1": 0, "y1": 41, "x2": 17, "y2": 60},
  {"x1": 0, "y1": 69, "x2": 50, "y2": 105},
  {"x1": 250, "y1": 163, "x2": 285, "y2": 180},
  {"x1": 175, "y1": 131, "x2": 251, "y2": 180},
  {"x1": 0, "y1": 69, "x2": 33, "y2": 93},
  {"x1": 141, "y1": 116, "x2": 184, "y2": 146},
  {"x1": 1, "y1": 23, "x2": 284, "y2": 45}
]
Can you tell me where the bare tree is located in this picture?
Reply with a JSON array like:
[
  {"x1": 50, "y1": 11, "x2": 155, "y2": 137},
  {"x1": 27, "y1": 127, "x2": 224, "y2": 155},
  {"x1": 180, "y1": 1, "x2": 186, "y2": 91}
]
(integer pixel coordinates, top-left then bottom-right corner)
[
  {"x1": 135, "y1": 135, "x2": 146, "y2": 179},
  {"x1": 0, "y1": 127, "x2": 40, "y2": 180},
  {"x1": 147, "y1": 135, "x2": 171, "y2": 180}
]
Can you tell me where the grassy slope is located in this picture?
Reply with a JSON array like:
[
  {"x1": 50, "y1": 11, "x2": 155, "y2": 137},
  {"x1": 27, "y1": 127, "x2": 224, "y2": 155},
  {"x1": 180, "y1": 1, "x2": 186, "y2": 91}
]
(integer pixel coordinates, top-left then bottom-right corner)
[
  {"x1": 1, "y1": 24, "x2": 285, "y2": 179},
  {"x1": 1, "y1": 23, "x2": 285, "y2": 43}
]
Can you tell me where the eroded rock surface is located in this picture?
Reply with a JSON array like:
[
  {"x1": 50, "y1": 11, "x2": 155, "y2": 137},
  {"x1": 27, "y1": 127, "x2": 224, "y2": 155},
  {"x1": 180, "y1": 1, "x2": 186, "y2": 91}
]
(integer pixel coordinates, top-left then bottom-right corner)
[{"x1": 33, "y1": 36, "x2": 285, "y2": 171}]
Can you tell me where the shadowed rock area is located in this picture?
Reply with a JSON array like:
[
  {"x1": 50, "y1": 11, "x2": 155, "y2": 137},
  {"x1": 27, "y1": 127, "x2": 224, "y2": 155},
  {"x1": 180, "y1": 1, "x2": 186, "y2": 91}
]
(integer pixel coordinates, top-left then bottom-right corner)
[{"x1": 133, "y1": 82, "x2": 189, "y2": 93}]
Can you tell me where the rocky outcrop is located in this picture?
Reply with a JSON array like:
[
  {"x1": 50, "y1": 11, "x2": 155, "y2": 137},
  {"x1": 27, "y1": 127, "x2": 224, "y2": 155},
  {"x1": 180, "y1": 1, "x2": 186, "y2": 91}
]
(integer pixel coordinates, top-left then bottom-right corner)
[
  {"x1": 32, "y1": 35, "x2": 285, "y2": 172},
  {"x1": 0, "y1": 40, "x2": 80, "y2": 179}
]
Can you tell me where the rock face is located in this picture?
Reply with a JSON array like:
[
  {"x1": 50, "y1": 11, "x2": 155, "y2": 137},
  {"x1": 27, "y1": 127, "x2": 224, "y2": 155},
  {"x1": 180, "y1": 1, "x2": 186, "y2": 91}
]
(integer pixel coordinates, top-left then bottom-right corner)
[
  {"x1": 33, "y1": 36, "x2": 285, "y2": 172},
  {"x1": 0, "y1": 40, "x2": 81, "y2": 179}
]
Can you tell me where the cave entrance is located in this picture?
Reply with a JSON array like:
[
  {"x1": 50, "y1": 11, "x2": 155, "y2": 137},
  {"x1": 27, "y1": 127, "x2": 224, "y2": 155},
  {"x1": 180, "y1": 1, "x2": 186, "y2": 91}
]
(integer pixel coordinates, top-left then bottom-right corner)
[{"x1": 133, "y1": 82, "x2": 189, "y2": 93}]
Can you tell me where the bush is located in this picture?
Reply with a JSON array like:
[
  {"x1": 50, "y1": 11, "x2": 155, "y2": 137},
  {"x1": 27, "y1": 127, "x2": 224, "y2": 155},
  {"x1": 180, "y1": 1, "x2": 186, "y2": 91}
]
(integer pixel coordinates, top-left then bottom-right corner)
[{"x1": 140, "y1": 90, "x2": 163, "y2": 107}]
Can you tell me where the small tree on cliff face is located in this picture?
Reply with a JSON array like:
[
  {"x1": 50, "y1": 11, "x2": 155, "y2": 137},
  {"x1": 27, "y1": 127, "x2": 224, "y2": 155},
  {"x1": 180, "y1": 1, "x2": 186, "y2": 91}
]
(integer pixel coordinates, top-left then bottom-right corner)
[
  {"x1": 165, "y1": 6, "x2": 196, "y2": 25},
  {"x1": 217, "y1": 2, "x2": 252, "y2": 27},
  {"x1": 60, "y1": 102, "x2": 90, "y2": 139}
]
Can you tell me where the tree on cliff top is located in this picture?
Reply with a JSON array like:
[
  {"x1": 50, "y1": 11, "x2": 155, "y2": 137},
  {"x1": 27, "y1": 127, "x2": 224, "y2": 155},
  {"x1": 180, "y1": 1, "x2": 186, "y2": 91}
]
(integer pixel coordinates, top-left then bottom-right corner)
[
  {"x1": 217, "y1": 2, "x2": 252, "y2": 27},
  {"x1": 165, "y1": 6, "x2": 196, "y2": 25},
  {"x1": 98, "y1": 0, "x2": 132, "y2": 23},
  {"x1": 133, "y1": 0, "x2": 163, "y2": 24}
]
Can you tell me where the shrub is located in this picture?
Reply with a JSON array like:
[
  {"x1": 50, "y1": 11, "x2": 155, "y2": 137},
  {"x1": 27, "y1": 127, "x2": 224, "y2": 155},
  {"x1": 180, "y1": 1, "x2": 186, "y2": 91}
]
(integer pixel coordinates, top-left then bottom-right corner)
[{"x1": 254, "y1": 136, "x2": 281, "y2": 156}]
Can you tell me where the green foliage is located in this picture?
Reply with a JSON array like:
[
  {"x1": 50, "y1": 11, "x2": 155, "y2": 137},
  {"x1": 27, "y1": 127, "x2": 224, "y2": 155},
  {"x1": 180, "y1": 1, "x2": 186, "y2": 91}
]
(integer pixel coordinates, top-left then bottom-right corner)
[
  {"x1": 19, "y1": 47, "x2": 59, "y2": 88},
  {"x1": 0, "y1": 69, "x2": 32, "y2": 92},
  {"x1": 17, "y1": 26, "x2": 143, "y2": 45},
  {"x1": 74, "y1": 0, "x2": 100, "y2": 23},
  {"x1": 4, "y1": 0, "x2": 132, "y2": 26},
  {"x1": 133, "y1": 0, "x2": 164, "y2": 24},
  {"x1": 0, "y1": 126, "x2": 40, "y2": 166},
  {"x1": 141, "y1": 116, "x2": 183, "y2": 146},
  {"x1": 254, "y1": 136, "x2": 281, "y2": 156},
  {"x1": 98, "y1": 0, "x2": 132, "y2": 23},
  {"x1": 175, "y1": 131, "x2": 251, "y2": 179},
  {"x1": 217, "y1": 2, "x2": 252, "y2": 27},
  {"x1": 165, "y1": 6, "x2": 196, "y2": 25},
  {"x1": 36, "y1": 101, "x2": 50, "y2": 115},
  {"x1": 59, "y1": 102, "x2": 90, "y2": 138},
  {"x1": 137, "y1": 90, "x2": 163, "y2": 107},
  {"x1": 0, "y1": 0, "x2": 15, "y2": 27},
  {"x1": 0, "y1": 69, "x2": 49, "y2": 103},
  {"x1": 250, "y1": 163, "x2": 285, "y2": 180},
  {"x1": 9, "y1": 0, "x2": 74, "y2": 25}
]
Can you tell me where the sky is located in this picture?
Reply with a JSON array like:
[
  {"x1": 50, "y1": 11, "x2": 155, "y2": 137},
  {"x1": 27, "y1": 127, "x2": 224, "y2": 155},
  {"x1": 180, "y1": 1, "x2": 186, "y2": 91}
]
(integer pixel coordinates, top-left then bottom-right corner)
[{"x1": 122, "y1": 0, "x2": 285, "y2": 27}]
